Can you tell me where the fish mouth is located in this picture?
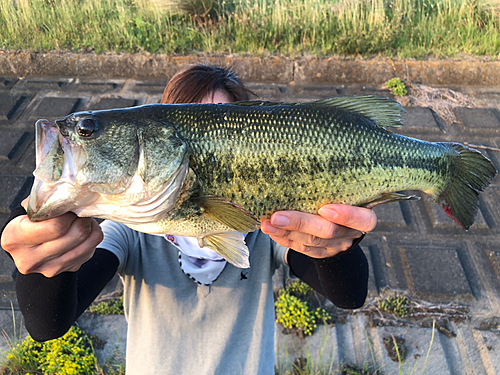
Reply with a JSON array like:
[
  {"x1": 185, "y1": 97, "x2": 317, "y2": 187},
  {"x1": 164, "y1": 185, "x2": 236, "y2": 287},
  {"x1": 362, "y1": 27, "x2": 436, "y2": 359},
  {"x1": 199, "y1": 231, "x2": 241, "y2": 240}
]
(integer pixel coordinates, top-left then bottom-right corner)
[{"x1": 27, "y1": 119, "x2": 94, "y2": 221}]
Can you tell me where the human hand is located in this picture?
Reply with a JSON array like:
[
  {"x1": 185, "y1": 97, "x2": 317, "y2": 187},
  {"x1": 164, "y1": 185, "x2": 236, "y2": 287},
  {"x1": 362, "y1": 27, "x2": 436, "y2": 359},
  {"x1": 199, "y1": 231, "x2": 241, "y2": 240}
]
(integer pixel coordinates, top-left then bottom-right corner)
[
  {"x1": 1, "y1": 198, "x2": 103, "y2": 278},
  {"x1": 260, "y1": 204, "x2": 377, "y2": 259}
]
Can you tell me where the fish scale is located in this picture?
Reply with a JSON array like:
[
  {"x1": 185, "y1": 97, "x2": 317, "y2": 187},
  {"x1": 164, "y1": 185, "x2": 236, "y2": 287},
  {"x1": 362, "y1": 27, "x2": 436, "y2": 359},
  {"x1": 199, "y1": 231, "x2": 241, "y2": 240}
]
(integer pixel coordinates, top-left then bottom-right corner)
[
  {"x1": 27, "y1": 96, "x2": 497, "y2": 267},
  {"x1": 159, "y1": 103, "x2": 446, "y2": 218}
]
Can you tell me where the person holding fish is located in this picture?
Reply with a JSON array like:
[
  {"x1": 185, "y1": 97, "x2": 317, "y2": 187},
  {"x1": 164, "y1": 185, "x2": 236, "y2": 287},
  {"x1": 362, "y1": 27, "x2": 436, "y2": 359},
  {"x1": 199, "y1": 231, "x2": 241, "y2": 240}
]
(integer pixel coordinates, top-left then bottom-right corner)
[
  {"x1": 4, "y1": 63, "x2": 493, "y2": 374},
  {"x1": 2, "y1": 65, "x2": 376, "y2": 374}
]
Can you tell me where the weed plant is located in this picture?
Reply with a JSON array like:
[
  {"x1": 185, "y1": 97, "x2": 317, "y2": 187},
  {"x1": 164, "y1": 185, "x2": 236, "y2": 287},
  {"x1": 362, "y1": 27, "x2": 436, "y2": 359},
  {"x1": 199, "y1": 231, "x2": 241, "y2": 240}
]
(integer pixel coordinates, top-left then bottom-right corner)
[
  {"x1": 385, "y1": 78, "x2": 408, "y2": 97},
  {"x1": 377, "y1": 293, "x2": 412, "y2": 317},
  {"x1": 1, "y1": 326, "x2": 97, "y2": 375},
  {"x1": 285, "y1": 279, "x2": 313, "y2": 298},
  {"x1": 1, "y1": 305, "x2": 124, "y2": 375},
  {"x1": 0, "y1": 0, "x2": 498, "y2": 58},
  {"x1": 89, "y1": 296, "x2": 124, "y2": 315},
  {"x1": 275, "y1": 280, "x2": 331, "y2": 336}
]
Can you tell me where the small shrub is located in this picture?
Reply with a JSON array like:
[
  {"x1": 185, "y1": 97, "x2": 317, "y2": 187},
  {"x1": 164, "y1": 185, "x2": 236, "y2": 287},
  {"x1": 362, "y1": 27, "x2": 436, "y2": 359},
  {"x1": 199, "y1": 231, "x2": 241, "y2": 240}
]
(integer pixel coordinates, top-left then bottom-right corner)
[
  {"x1": 275, "y1": 281, "x2": 331, "y2": 336},
  {"x1": 2, "y1": 326, "x2": 97, "y2": 375},
  {"x1": 385, "y1": 78, "x2": 408, "y2": 97},
  {"x1": 285, "y1": 279, "x2": 313, "y2": 298},
  {"x1": 89, "y1": 296, "x2": 124, "y2": 315},
  {"x1": 377, "y1": 293, "x2": 412, "y2": 317}
]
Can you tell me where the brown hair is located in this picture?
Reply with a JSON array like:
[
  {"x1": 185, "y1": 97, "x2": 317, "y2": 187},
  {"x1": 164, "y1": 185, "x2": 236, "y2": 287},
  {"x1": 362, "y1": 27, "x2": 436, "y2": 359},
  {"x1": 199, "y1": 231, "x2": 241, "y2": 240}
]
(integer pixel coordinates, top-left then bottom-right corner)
[{"x1": 161, "y1": 64, "x2": 254, "y2": 104}]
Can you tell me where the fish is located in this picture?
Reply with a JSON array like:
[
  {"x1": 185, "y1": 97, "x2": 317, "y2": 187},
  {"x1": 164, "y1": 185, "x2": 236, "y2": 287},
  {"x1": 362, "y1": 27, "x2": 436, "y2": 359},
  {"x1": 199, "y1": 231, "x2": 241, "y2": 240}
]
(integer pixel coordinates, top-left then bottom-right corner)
[{"x1": 27, "y1": 96, "x2": 497, "y2": 268}]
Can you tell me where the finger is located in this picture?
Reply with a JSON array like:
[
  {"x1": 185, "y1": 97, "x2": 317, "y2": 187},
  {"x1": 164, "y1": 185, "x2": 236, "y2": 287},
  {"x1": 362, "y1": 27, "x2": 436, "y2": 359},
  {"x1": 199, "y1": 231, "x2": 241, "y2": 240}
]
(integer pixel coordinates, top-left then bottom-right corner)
[
  {"x1": 32, "y1": 220, "x2": 102, "y2": 277},
  {"x1": 262, "y1": 220, "x2": 360, "y2": 247},
  {"x1": 263, "y1": 217, "x2": 360, "y2": 258},
  {"x1": 318, "y1": 204, "x2": 377, "y2": 233},
  {"x1": 38, "y1": 217, "x2": 96, "y2": 258},
  {"x1": 16, "y1": 217, "x2": 96, "y2": 274},
  {"x1": 1, "y1": 214, "x2": 72, "y2": 252},
  {"x1": 269, "y1": 235, "x2": 354, "y2": 259},
  {"x1": 261, "y1": 211, "x2": 362, "y2": 240},
  {"x1": 16, "y1": 212, "x2": 80, "y2": 245}
]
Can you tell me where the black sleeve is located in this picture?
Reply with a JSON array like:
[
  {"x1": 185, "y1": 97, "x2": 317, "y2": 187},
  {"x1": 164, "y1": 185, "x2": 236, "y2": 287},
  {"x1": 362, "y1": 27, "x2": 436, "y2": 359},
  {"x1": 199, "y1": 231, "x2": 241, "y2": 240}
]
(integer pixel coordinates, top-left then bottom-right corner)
[
  {"x1": 2, "y1": 205, "x2": 27, "y2": 229},
  {"x1": 287, "y1": 235, "x2": 368, "y2": 309},
  {"x1": 16, "y1": 249, "x2": 119, "y2": 342},
  {"x1": 1, "y1": 205, "x2": 119, "y2": 342}
]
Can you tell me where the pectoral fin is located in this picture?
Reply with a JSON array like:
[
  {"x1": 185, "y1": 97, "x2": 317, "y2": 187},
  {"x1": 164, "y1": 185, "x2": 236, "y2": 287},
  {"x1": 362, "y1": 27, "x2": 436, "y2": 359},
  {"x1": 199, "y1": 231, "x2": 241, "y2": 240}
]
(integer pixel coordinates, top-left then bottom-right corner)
[
  {"x1": 200, "y1": 232, "x2": 250, "y2": 268},
  {"x1": 195, "y1": 196, "x2": 261, "y2": 233},
  {"x1": 360, "y1": 192, "x2": 420, "y2": 209}
]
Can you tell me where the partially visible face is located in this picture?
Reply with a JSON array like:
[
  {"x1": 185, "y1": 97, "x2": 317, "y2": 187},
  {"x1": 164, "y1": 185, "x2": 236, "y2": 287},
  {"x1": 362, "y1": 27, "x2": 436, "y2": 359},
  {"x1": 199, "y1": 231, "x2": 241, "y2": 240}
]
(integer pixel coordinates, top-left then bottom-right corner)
[{"x1": 200, "y1": 90, "x2": 232, "y2": 104}]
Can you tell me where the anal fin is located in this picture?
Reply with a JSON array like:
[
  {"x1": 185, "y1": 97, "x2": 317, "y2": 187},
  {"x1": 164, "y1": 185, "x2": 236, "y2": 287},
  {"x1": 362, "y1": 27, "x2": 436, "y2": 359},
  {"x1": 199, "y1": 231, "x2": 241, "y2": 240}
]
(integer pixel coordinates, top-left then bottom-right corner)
[
  {"x1": 201, "y1": 232, "x2": 250, "y2": 269},
  {"x1": 360, "y1": 192, "x2": 420, "y2": 209}
]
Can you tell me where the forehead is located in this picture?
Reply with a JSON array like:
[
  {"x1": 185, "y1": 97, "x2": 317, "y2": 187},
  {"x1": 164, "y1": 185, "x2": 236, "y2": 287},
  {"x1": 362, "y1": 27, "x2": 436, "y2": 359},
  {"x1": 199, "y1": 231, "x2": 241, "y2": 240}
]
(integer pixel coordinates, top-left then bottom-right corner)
[{"x1": 200, "y1": 90, "x2": 232, "y2": 104}]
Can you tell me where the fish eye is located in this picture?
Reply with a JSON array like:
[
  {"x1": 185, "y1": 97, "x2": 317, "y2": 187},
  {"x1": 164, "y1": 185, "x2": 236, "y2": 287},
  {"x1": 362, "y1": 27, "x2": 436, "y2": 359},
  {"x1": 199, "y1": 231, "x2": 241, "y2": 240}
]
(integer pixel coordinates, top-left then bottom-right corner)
[{"x1": 77, "y1": 118, "x2": 97, "y2": 138}]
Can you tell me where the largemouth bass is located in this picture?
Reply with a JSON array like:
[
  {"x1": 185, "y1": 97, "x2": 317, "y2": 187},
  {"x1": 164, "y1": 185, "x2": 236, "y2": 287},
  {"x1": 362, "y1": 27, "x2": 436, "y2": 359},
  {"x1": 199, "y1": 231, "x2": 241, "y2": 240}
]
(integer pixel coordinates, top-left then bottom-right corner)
[{"x1": 27, "y1": 96, "x2": 497, "y2": 268}]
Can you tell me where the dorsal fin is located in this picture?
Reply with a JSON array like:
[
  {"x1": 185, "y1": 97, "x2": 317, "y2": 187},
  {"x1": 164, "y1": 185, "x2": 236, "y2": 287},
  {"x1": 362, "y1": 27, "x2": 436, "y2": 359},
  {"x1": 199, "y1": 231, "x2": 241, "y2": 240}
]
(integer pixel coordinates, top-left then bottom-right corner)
[
  {"x1": 304, "y1": 95, "x2": 405, "y2": 128},
  {"x1": 228, "y1": 96, "x2": 405, "y2": 128}
]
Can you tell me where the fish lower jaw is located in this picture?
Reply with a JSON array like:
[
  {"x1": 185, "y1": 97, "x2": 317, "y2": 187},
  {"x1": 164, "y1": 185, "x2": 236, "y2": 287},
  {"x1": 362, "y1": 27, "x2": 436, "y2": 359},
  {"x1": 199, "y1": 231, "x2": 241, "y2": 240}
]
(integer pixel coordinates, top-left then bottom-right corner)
[{"x1": 27, "y1": 202, "x2": 74, "y2": 222}]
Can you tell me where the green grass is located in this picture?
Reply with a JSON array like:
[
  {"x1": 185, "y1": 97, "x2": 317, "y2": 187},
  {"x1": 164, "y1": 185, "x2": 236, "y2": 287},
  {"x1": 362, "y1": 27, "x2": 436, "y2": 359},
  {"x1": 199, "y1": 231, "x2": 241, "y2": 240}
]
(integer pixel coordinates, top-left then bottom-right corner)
[{"x1": 0, "y1": 0, "x2": 499, "y2": 58}]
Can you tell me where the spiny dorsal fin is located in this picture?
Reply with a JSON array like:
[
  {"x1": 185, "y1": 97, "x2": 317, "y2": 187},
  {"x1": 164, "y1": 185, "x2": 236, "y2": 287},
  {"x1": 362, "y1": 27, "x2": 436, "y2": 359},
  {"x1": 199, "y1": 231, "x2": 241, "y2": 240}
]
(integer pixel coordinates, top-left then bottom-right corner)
[
  {"x1": 227, "y1": 96, "x2": 404, "y2": 127},
  {"x1": 305, "y1": 95, "x2": 405, "y2": 128}
]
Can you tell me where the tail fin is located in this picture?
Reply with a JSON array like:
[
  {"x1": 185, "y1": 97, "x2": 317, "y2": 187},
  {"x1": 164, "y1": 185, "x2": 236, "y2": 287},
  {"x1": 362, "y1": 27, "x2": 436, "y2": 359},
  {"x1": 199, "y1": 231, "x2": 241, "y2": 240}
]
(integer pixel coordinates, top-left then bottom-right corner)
[{"x1": 434, "y1": 143, "x2": 496, "y2": 230}]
